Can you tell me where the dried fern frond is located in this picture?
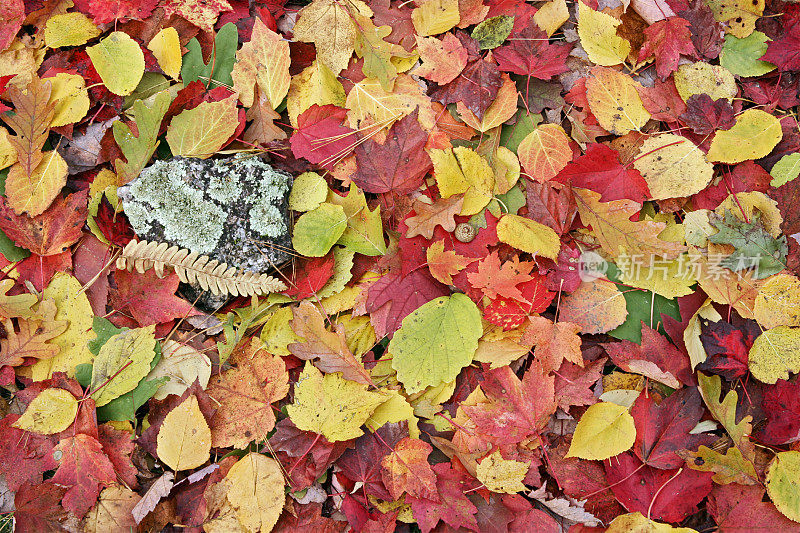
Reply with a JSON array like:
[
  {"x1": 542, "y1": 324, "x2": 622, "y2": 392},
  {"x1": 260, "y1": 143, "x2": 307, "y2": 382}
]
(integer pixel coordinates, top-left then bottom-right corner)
[{"x1": 116, "y1": 239, "x2": 287, "y2": 297}]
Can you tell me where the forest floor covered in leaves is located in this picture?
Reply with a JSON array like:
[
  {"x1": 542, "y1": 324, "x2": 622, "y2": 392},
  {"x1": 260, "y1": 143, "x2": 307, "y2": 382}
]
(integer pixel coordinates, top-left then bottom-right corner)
[{"x1": 0, "y1": 0, "x2": 799, "y2": 531}]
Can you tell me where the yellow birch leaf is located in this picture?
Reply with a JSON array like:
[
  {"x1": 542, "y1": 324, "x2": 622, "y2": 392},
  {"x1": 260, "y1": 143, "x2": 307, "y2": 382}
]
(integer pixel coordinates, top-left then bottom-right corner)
[
  {"x1": 586, "y1": 67, "x2": 650, "y2": 135},
  {"x1": 13, "y1": 388, "x2": 78, "y2": 435},
  {"x1": 5, "y1": 150, "x2": 68, "y2": 217},
  {"x1": 633, "y1": 133, "x2": 714, "y2": 199},
  {"x1": 286, "y1": 362, "x2": 386, "y2": 441},
  {"x1": 566, "y1": 401, "x2": 636, "y2": 460},
  {"x1": 286, "y1": 60, "x2": 346, "y2": 127},
  {"x1": 345, "y1": 75, "x2": 436, "y2": 131},
  {"x1": 578, "y1": 3, "x2": 631, "y2": 66},
  {"x1": 166, "y1": 95, "x2": 239, "y2": 158},
  {"x1": 147, "y1": 340, "x2": 211, "y2": 401},
  {"x1": 707, "y1": 0, "x2": 764, "y2": 38},
  {"x1": 429, "y1": 146, "x2": 495, "y2": 215},
  {"x1": 496, "y1": 214, "x2": 561, "y2": 259},
  {"x1": 86, "y1": 32, "x2": 144, "y2": 96},
  {"x1": 44, "y1": 12, "x2": 101, "y2": 49},
  {"x1": 147, "y1": 27, "x2": 182, "y2": 79},
  {"x1": 260, "y1": 306, "x2": 301, "y2": 356},
  {"x1": 754, "y1": 274, "x2": 800, "y2": 329},
  {"x1": 231, "y1": 18, "x2": 290, "y2": 109},
  {"x1": 366, "y1": 389, "x2": 420, "y2": 438},
  {"x1": 156, "y1": 395, "x2": 211, "y2": 471},
  {"x1": 456, "y1": 74, "x2": 517, "y2": 132},
  {"x1": 607, "y1": 512, "x2": 698, "y2": 532},
  {"x1": 224, "y1": 453, "x2": 285, "y2": 532},
  {"x1": 617, "y1": 256, "x2": 696, "y2": 298},
  {"x1": 289, "y1": 171, "x2": 329, "y2": 212},
  {"x1": 766, "y1": 451, "x2": 800, "y2": 523},
  {"x1": 674, "y1": 62, "x2": 737, "y2": 103},
  {"x1": 26, "y1": 273, "x2": 95, "y2": 380},
  {"x1": 293, "y1": 0, "x2": 372, "y2": 75},
  {"x1": 0, "y1": 126, "x2": 16, "y2": 169},
  {"x1": 476, "y1": 451, "x2": 528, "y2": 493},
  {"x1": 412, "y1": 0, "x2": 461, "y2": 36},
  {"x1": 534, "y1": 0, "x2": 569, "y2": 36},
  {"x1": 91, "y1": 326, "x2": 157, "y2": 407},
  {"x1": 748, "y1": 326, "x2": 800, "y2": 384},
  {"x1": 706, "y1": 109, "x2": 783, "y2": 164},
  {"x1": 48, "y1": 72, "x2": 90, "y2": 127},
  {"x1": 560, "y1": 280, "x2": 628, "y2": 334},
  {"x1": 517, "y1": 123, "x2": 571, "y2": 181}
]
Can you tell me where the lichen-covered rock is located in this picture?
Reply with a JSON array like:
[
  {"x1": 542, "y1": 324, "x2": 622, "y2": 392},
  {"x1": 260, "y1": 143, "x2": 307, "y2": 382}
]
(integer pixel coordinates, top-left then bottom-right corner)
[{"x1": 118, "y1": 155, "x2": 292, "y2": 274}]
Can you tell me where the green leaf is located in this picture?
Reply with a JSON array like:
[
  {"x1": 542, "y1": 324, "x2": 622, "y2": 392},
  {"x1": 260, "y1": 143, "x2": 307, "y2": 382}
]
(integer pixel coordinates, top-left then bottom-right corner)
[
  {"x1": 709, "y1": 210, "x2": 788, "y2": 280},
  {"x1": 471, "y1": 15, "x2": 515, "y2": 50},
  {"x1": 292, "y1": 203, "x2": 348, "y2": 257},
  {"x1": 327, "y1": 184, "x2": 387, "y2": 256},
  {"x1": 88, "y1": 317, "x2": 127, "y2": 355},
  {"x1": 91, "y1": 325, "x2": 158, "y2": 406},
  {"x1": 770, "y1": 153, "x2": 800, "y2": 187},
  {"x1": 113, "y1": 90, "x2": 172, "y2": 182},
  {"x1": 500, "y1": 111, "x2": 541, "y2": 153},
  {"x1": 181, "y1": 22, "x2": 238, "y2": 88},
  {"x1": 605, "y1": 263, "x2": 680, "y2": 343},
  {"x1": 96, "y1": 376, "x2": 169, "y2": 422},
  {"x1": 0, "y1": 229, "x2": 30, "y2": 262},
  {"x1": 389, "y1": 293, "x2": 482, "y2": 394},
  {"x1": 719, "y1": 31, "x2": 775, "y2": 77}
]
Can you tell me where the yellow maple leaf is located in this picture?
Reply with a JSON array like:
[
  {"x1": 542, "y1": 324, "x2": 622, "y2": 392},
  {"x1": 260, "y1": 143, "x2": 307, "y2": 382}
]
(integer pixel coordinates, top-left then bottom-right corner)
[{"x1": 578, "y1": 3, "x2": 631, "y2": 66}]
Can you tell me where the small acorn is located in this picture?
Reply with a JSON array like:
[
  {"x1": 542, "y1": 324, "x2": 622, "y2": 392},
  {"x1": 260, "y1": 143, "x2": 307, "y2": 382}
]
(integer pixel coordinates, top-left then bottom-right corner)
[{"x1": 454, "y1": 223, "x2": 476, "y2": 243}]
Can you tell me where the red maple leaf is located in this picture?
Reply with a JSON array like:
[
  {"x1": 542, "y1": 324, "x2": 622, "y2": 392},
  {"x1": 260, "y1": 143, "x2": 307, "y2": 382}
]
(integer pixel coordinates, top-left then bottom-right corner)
[
  {"x1": 283, "y1": 253, "x2": 336, "y2": 300},
  {"x1": 73, "y1": 0, "x2": 159, "y2": 24},
  {"x1": 380, "y1": 437, "x2": 438, "y2": 501},
  {"x1": 352, "y1": 110, "x2": 433, "y2": 194},
  {"x1": 407, "y1": 462, "x2": 479, "y2": 533},
  {"x1": 290, "y1": 104, "x2": 357, "y2": 170},
  {"x1": 468, "y1": 251, "x2": 535, "y2": 303},
  {"x1": 0, "y1": 414, "x2": 57, "y2": 491},
  {"x1": 462, "y1": 363, "x2": 556, "y2": 446},
  {"x1": 637, "y1": 78, "x2": 688, "y2": 123},
  {"x1": 630, "y1": 387, "x2": 714, "y2": 469},
  {"x1": 94, "y1": 195, "x2": 135, "y2": 247},
  {"x1": 603, "y1": 323, "x2": 694, "y2": 387},
  {"x1": 708, "y1": 483, "x2": 800, "y2": 531},
  {"x1": 371, "y1": 0, "x2": 416, "y2": 51},
  {"x1": 50, "y1": 433, "x2": 117, "y2": 518},
  {"x1": 16, "y1": 250, "x2": 72, "y2": 292},
  {"x1": 494, "y1": 25, "x2": 572, "y2": 80},
  {"x1": 638, "y1": 17, "x2": 696, "y2": 79},
  {"x1": 697, "y1": 317, "x2": 760, "y2": 380},
  {"x1": 554, "y1": 144, "x2": 651, "y2": 203},
  {"x1": 761, "y1": 6, "x2": 800, "y2": 71},
  {"x1": 604, "y1": 452, "x2": 714, "y2": 523},
  {"x1": 0, "y1": 190, "x2": 88, "y2": 256},
  {"x1": 483, "y1": 273, "x2": 555, "y2": 330},
  {"x1": 98, "y1": 423, "x2": 139, "y2": 488},
  {"x1": 679, "y1": 94, "x2": 736, "y2": 135},
  {"x1": 678, "y1": 0, "x2": 723, "y2": 59},
  {"x1": 757, "y1": 378, "x2": 800, "y2": 445},
  {"x1": 13, "y1": 482, "x2": 68, "y2": 532},
  {"x1": 337, "y1": 423, "x2": 407, "y2": 501},
  {"x1": 554, "y1": 358, "x2": 604, "y2": 412},
  {"x1": 692, "y1": 161, "x2": 772, "y2": 210},
  {"x1": 525, "y1": 181, "x2": 578, "y2": 236},
  {"x1": 111, "y1": 269, "x2": 198, "y2": 326}
]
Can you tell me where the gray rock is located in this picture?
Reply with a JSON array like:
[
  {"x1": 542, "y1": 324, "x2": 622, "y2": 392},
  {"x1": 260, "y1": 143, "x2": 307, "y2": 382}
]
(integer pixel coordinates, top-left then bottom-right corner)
[{"x1": 118, "y1": 155, "x2": 293, "y2": 306}]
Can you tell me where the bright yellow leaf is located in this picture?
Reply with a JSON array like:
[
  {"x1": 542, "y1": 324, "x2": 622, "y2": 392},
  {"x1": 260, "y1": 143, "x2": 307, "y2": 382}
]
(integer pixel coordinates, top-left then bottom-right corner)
[
  {"x1": 633, "y1": 133, "x2": 713, "y2": 199},
  {"x1": 286, "y1": 60, "x2": 346, "y2": 127},
  {"x1": 223, "y1": 453, "x2": 285, "y2": 532},
  {"x1": 674, "y1": 62, "x2": 737, "y2": 103},
  {"x1": 607, "y1": 512, "x2": 698, "y2": 532},
  {"x1": 707, "y1": 0, "x2": 763, "y2": 38},
  {"x1": 412, "y1": 0, "x2": 461, "y2": 36},
  {"x1": 429, "y1": 146, "x2": 495, "y2": 215},
  {"x1": 48, "y1": 72, "x2": 90, "y2": 127},
  {"x1": 5, "y1": 151, "x2": 68, "y2": 217},
  {"x1": 534, "y1": 0, "x2": 569, "y2": 36},
  {"x1": 754, "y1": 274, "x2": 800, "y2": 329},
  {"x1": 578, "y1": 3, "x2": 631, "y2": 66},
  {"x1": 706, "y1": 109, "x2": 783, "y2": 164},
  {"x1": 586, "y1": 67, "x2": 650, "y2": 135},
  {"x1": 496, "y1": 214, "x2": 561, "y2": 259},
  {"x1": 44, "y1": 12, "x2": 101, "y2": 49},
  {"x1": 147, "y1": 27, "x2": 182, "y2": 79},
  {"x1": 156, "y1": 395, "x2": 211, "y2": 471},
  {"x1": 231, "y1": 18, "x2": 290, "y2": 109},
  {"x1": 366, "y1": 389, "x2": 420, "y2": 438},
  {"x1": 286, "y1": 363, "x2": 386, "y2": 441},
  {"x1": 748, "y1": 326, "x2": 800, "y2": 384},
  {"x1": 345, "y1": 75, "x2": 436, "y2": 131},
  {"x1": 166, "y1": 95, "x2": 239, "y2": 158},
  {"x1": 86, "y1": 31, "x2": 144, "y2": 96},
  {"x1": 13, "y1": 388, "x2": 78, "y2": 435},
  {"x1": 476, "y1": 451, "x2": 528, "y2": 493},
  {"x1": 289, "y1": 171, "x2": 329, "y2": 212},
  {"x1": 566, "y1": 402, "x2": 636, "y2": 460}
]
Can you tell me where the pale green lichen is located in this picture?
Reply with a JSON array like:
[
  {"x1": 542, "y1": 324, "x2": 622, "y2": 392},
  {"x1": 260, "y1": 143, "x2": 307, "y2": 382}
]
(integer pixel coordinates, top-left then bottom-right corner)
[
  {"x1": 125, "y1": 159, "x2": 227, "y2": 254},
  {"x1": 207, "y1": 171, "x2": 242, "y2": 204}
]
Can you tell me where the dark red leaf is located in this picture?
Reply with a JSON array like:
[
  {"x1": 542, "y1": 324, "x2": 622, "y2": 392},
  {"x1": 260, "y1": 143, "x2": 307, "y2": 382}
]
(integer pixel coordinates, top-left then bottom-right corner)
[
  {"x1": 680, "y1": 94, "x2": 736, "y2": 135},
  {"x1": 697, "y1": 317, "x2": 760, "y2": 380}
]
